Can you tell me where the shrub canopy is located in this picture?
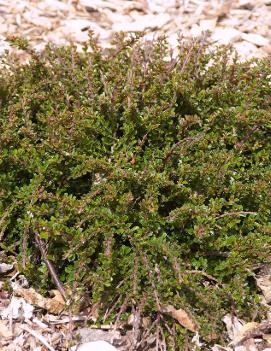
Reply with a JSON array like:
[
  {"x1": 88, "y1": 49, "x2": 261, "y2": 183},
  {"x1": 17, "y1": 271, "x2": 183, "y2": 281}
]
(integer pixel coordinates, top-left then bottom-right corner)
[{"x1": 0, "y1": 35, "x2": 271, "y2": 348}]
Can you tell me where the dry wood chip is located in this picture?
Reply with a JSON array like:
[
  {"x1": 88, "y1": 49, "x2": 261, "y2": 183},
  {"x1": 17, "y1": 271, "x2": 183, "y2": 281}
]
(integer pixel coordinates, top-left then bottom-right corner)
[
  {"x1": 13, "y1": 286, "x2": 65, "y2": 315},
  {"x1": 160, "y1": 304, "x2": 198, "y2": 332}
]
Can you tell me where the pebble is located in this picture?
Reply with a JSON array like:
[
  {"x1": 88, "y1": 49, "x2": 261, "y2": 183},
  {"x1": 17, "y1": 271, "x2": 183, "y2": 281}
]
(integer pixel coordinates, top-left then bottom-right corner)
[
  {"x1": 0, "y1": 263, "x2": 14, "y2": 275},
  {"x1": 241, "y1": 32, "x2": 270, "y2": 46},
  {"x1": 212, "y1": 27, "x2": 242, "y2": 45},
  {"x1": 233, "y1": 40, "x2": 266, "y2": 61},
  {"x1": 70, "y1": 341, "x2": 118, "y2": 351},
  {"x1": 113, "y1": 13, "x2": 171, "y2": 32},
  {"x1": 61, "y1": 19, "x2": 110, "y2": 43}
]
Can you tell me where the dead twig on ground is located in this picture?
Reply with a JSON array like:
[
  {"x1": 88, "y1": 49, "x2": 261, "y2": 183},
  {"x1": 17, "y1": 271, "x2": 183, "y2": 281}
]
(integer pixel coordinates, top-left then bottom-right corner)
[{"x1": 21, "y1": 324, "x2": 56, "y2": 351}]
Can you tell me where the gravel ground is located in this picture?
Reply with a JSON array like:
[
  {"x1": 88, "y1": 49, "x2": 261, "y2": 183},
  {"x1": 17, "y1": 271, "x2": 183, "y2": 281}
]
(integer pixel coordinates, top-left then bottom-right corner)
[{"x1": 0, "y1": 0, "x2": 271, "y2": 61}]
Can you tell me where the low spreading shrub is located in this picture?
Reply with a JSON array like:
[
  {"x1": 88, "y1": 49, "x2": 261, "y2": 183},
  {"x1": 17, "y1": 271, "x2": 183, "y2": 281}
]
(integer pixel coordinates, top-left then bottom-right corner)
[{"x1": 0, "y1": 34, "x2": 270, "y2": 349}]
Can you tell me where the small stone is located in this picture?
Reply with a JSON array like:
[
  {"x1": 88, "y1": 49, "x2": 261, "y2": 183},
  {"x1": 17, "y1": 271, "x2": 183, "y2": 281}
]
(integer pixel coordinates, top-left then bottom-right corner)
[
  {"x1": 23, "y1": 12, "x2": 53, "y2": 30},
  {"x1": 0, "y1": 262, "x2": 13, "y2": 275},
  {"x1": 219, "y1": 17, "x2": 241, "y2": 28},
  {"x1": 1, "y1": 297, "x2": 34, "y2": 320},
  {"x1": 70, "y1": 341, "x2": 117, "y2": 351},
  {"x1": 263, "y1": 45, "x2": 271, "y2": 54},
  {"x1": 46, "y1": 32, "x2": 69, "y2": 46},
  {"x1": 199, "y1": 19, "x2": 217, "y2": 32},
  {"x1": 190, "y1": 24, "x2": 202, "y2": 37},
  {"x1": 233, "y1": 41, "x2": 267, "y2": 61},
  {"x1": 75, "y1": 327, "x2": 121, "y2": 344},
  {"x1": 234, "y1": 41, "x2": 257, "y2": 56},
  {"x1": 212, "y1": 27, "x2": 242, "y2": 45},
  {"x1": 0, "y1": 23, "x2": 8, "y2": 34},
  {"x1": 113, "y1": 14, "x2": 171, "y2": 32},
  {"x1": 0, "y1": 320, "x2": 12, "y2": 338},
  {"x1": 241, "y1": 33, "x2": 270, "y2": 47},
  {"x1": 61, "y1": 19, "x2": 93, "y2": 33},
  {"x1": 37, "y1": 0, "x2": 71, "y2": 12},
  {"x1": 60, "y1": 20, "x2": 110, "y2": 43},
  {"x1": 147, "y1": 0, "x2": 176, "y2": 12},
  {"x1": 104, "y1": 13, "x2": 131, "y2": 27}
]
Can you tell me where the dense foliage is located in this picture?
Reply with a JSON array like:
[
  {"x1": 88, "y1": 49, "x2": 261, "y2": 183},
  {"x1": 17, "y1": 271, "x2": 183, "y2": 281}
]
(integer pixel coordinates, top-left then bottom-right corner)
[{"x1": 0, "y1": 34, "x2": 270, "y2": 349}]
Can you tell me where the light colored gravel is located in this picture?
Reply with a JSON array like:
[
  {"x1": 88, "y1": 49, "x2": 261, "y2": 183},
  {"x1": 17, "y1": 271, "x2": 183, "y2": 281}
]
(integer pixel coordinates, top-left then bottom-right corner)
[{"x1": 0, "y1": 0, "x2": 270, "y2": 61}]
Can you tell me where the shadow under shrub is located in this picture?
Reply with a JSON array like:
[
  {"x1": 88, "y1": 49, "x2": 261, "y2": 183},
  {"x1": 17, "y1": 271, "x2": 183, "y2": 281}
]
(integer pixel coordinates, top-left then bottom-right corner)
[{"x1": 0, "y1": 34, "x2": 271, "y2": 349}]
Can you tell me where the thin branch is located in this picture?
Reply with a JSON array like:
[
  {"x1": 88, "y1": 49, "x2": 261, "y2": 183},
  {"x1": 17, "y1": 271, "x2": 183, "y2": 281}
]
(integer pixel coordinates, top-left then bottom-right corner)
[
  {"x1": 180, "y1": 39, "x2": 196, "y2": 74},
  {"x1": 46, "y1": 315, "x2": 88, "y2": 324},
  {"x1": 186, "y1": 270, "x2": 222, "y2": 287},
  {"x1": 235, "y1": 125, "x2": 259, "y2": 151},
  {"x1": 21, "y1": 324, "x2": 56, "y2": 351},
  {"x1": 137, "y1": 318, "x2": 159, "y2": 349},
  {"x1": 141, "y1": 254, "x2": 161, "y2": 310},
  {"x1": 172, "y1": 256, "x2": 183, "y2": 285},
  {"x1": 133, "y1": 294, "x2": 148, "y2": 348},
  {"x1": 162, "y1": 132, "x2": 205, "y2": 166},
  {"x1": 114, "y1": 295, "x2": 129, "y2": 329},
  {"x1": 34, "y1": 232, "x2": 67, "y2": 301},
  {"x1": 187, "y1": 270, "x2": 237, "y2": 312},
  {"x1": 103, "y1": 294, "x2": 122, "y2": 323}
]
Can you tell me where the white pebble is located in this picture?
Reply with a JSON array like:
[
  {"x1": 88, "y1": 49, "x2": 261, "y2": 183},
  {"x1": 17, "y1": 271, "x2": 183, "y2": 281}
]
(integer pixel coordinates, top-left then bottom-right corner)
[{"x1": 70, "y1": 341, "x2": 118, "y2": 351}]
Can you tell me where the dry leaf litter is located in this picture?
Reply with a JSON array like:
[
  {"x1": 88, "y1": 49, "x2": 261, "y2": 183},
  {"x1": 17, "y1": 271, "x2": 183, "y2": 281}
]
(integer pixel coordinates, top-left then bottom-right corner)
[
  {"x1": 2, "y1": 262, "x2": 271, "y2": 350},
  {"x1": 1, "y1": 0, "x2": 271, "y2": 350}
]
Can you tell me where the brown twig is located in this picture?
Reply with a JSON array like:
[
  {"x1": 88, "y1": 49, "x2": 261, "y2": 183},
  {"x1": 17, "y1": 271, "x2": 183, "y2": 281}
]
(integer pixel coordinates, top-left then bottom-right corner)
[
  {"x1": 180, "y1": 39, "x2": 196, "y2": 74},
  {"x1": 137, "y1": 318, "x2": 159, "y2": 349},
  {"x1": 186, "y1": 270, "x2": 222, "y2": 287},
  {"x1": 114, "y1": 295, "x2": 129, "y2": 329},
  {"x1": 141, "y1": 254, "x2": 161, "y2": 310},
  {"x1": 235, "y1": 125, "x2": 259, "y2": 151},
  {"x1": 162, "y1": 132, "x2": 205, "y2": 166},
  {"x1": 21, "y1": 324, "x2": 56, "y2": 351},
  {"x1": 133, "y1": 294, "x2": 148, "y2": 349},
  {"x1": 103, "y1": 294, "x2": 122, "y2": 323},
  {"x1": 187, "y1": 269, "x2": 237, "y2": 315},
  {"x1": 132, "y1": 256, "x2": 139, "y2": 296},
  {"x1": 172, "y1": 256, "x2": 183, "y2": 284},
  {"x1": 131, "y1": 304, "x2": 141, "y2": 349},
  {"x1": 34, "y1": 232, "x2": 67, "y2": 301}
]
